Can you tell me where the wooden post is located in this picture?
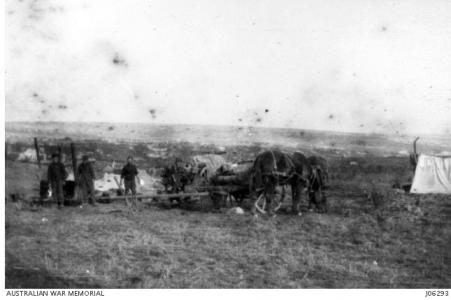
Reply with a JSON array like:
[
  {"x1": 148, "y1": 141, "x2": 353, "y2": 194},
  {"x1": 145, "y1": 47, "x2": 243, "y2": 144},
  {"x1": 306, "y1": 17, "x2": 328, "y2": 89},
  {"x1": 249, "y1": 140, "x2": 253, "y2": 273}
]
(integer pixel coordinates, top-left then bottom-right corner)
[
  {"x1": 413, "y1": 137, "x2": 420, "y2": 163},
  {"x1": 70, "y1": 143, "x2": 78, "y2": 183},
  {"x1": 33, "y1": 137, "x2": 41, "y2": 168}
]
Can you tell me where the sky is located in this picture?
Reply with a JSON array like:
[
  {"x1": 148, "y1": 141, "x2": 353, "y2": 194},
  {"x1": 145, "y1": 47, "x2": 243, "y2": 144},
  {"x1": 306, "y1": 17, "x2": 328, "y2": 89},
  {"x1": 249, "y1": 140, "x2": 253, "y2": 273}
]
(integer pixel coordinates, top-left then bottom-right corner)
[{"x1": 5, "y1": 0, "x2": 451, "y2": 135}]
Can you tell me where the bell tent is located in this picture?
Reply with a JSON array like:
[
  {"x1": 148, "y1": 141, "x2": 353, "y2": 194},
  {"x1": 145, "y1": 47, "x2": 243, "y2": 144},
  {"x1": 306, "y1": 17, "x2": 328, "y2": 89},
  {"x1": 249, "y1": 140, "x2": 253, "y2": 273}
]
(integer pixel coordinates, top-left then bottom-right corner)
[{"x1": 410, "y1": 154, "x2": 451, "y2": 194}]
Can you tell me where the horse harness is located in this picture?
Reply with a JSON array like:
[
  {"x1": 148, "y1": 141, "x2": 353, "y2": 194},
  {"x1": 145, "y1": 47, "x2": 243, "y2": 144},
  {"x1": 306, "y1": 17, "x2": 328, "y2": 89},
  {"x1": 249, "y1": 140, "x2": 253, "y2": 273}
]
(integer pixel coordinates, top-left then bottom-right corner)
[
  {"x1": 265, "y1": 150, "x2": 304, "y2": 186},
  {"x1": 308, "y1": 165, "x2": 323, "y2": 192}
]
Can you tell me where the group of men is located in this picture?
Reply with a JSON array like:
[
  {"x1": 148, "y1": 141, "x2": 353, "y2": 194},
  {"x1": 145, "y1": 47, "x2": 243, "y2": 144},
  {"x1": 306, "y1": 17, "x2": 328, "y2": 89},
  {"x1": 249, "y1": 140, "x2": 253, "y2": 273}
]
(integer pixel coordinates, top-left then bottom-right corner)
[{"x1": 47, "y1": 154, "x2": 140, "y2": 208}]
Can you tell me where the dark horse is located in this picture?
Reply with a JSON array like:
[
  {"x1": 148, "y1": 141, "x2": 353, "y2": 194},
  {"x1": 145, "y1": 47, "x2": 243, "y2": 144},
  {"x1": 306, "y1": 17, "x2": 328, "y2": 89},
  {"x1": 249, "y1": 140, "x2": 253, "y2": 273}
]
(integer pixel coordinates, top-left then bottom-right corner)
[
  {"x1": 290, "y1": 153, "x2": 329, "y2": 213},
  {"x1": 250, "y1": 150, "x2": 308, "y2": 215}
]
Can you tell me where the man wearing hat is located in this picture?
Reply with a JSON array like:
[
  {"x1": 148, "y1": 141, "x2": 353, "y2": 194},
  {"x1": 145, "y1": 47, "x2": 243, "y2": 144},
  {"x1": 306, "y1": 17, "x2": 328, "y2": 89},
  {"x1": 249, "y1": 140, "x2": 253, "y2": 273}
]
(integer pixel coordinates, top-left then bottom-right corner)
[
  {"x1": 119, "y1": 155, "x2": 140, "y2": 207},
  {"x1": 78, "y1": 155, "x2": 96, "y2": 205},
  {"x1": 47, "y1": 153, "x2": 68, "y2": 209}
]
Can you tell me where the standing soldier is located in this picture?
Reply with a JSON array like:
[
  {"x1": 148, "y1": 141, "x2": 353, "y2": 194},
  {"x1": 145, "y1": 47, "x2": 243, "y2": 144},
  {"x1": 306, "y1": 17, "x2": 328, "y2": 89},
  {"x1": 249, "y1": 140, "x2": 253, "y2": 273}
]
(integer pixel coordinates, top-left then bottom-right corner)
[
  {"x1": 78, "y1": 155, "x2": 96, "y2": 206},
  {"x1": 47, "y1": 153, "x2": 67, "y2": 209},
  {"x1": 119, "y1": 156, "x2": 140, "y2": 209}
]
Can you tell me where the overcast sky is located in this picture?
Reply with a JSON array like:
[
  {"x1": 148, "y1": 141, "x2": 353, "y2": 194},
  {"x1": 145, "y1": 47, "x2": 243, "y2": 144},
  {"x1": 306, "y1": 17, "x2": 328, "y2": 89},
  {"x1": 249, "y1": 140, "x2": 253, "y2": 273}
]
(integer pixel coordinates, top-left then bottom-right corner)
[{"x1": 5, "y1": 0, "x2": 451, "y2": 135}]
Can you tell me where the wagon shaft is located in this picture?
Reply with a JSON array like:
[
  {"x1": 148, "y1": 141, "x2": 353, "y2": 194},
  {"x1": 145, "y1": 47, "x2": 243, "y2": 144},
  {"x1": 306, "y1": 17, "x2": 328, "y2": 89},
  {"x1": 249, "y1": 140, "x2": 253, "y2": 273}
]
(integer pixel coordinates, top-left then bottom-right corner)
[{"x1": 98, "y1": 191, "x2": 210, "y2": 201}]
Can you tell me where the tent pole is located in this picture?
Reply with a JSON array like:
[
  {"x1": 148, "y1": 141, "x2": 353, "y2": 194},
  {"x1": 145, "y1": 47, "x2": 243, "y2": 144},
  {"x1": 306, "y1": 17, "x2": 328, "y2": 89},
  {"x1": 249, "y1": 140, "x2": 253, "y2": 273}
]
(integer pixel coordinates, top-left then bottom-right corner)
[{"x1": 33, "y1": 137, "x2": 41, "y2": 168}]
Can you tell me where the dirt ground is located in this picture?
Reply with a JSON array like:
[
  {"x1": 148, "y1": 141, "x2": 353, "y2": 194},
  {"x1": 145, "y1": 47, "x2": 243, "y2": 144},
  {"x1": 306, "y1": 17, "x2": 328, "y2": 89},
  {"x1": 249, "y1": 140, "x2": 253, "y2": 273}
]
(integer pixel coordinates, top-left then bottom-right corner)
[{"x1": 5, "y1": 143, "x2": 451, "y2": 288}]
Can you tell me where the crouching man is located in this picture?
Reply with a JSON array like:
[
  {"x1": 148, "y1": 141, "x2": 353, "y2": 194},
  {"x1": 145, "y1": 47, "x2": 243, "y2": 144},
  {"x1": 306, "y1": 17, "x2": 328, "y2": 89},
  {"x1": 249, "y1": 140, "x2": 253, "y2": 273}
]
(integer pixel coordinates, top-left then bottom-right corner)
[
  {"x1": 78, "y1": 155, "x2": 96, "y2": 205},
  {"x1": 47, "y1": 153, "x2": 68, "y2": 209}
]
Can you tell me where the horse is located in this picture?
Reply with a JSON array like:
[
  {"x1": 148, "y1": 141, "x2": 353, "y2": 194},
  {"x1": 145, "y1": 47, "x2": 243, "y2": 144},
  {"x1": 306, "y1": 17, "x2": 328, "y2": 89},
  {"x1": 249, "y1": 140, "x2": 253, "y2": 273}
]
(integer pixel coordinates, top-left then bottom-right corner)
[{"x1": 250, "y1": 150, "x2": 308, "y2": 215}]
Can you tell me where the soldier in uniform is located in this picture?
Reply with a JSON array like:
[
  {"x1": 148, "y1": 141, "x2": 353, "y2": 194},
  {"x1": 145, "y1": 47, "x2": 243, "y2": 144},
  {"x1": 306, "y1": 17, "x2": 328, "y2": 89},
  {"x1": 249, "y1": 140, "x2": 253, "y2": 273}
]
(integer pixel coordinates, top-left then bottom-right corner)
[
  {"x1": 119, "y1": 156, "x2": 140, "y2": 209},
  {"x1": 47, "y1": 153, "x2": 67, "y2": 209},
  {"x1": 78, "y1": 155, "x2": 96, "y2": 205}
]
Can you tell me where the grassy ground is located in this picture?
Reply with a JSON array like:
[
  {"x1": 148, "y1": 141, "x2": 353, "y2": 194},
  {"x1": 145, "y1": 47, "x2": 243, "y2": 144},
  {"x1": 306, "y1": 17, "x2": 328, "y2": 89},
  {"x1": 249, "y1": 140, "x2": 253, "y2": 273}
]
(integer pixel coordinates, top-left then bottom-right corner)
[
  {"x1": 4, "y1": 136, "x2": 451, "y2": 288},
  {"x1": 5, "y1": 160, "x2": 451, "y2": 288}
]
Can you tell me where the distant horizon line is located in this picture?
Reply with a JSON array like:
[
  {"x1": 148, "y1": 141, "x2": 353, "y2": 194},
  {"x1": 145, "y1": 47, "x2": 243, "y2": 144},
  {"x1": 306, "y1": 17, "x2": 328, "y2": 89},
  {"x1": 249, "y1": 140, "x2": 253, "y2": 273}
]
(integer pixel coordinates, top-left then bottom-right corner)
[{"x1": 4, "y1": 120, "x2": 442, "y2": 139}]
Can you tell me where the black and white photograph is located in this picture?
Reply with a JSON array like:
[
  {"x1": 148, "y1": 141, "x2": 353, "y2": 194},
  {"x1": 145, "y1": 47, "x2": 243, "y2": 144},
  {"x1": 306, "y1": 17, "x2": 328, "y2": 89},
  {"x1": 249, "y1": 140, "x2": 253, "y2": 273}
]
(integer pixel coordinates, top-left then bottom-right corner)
[{"x1": 3, "y1": 0, "x2": 451, "y2": 294}]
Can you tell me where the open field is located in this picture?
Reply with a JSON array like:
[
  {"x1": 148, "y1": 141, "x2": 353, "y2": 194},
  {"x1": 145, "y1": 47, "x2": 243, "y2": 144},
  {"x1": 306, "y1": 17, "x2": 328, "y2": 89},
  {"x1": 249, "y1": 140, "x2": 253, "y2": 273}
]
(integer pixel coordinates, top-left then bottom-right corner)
[{"x1": 5, "y1": 122, "x2": 451, "y2": 288}]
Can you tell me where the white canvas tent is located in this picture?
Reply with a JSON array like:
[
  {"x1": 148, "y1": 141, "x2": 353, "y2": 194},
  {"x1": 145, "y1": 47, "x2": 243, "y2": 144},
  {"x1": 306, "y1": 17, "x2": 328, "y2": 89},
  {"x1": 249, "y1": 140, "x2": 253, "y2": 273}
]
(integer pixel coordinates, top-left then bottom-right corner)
[
  {"x1": 95, "y1": 173, "x2": 122, "y2": 192},
  {"x1": 410, "y1": 154, "x2": 451, "y2": 194},
  {"x1": 94, "y1": 169, "x2": 163, "y2": 193},
  {"x1": 18, "y1": 148, "x2": 43, "y2": 162}
]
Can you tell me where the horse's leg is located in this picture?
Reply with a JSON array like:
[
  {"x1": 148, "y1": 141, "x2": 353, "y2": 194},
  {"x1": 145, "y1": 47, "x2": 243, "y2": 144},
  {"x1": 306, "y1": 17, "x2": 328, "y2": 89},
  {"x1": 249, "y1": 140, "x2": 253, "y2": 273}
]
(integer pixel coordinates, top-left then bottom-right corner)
[
  {"x1": 318, "y1": 188, "x2": 328, "y2": 213},
  {"x1": 264, "y1": 175, "x2": 276, "y2": 216},
  {"x1": 273, "y1": 185, "x2": 285, "y2": 212},
  {"x1": 291, "y1": 181, "x2": 302, "y2": 215},
  {"x1": 307, "y1": 189, "x2": 314, "y2": 211},
  {"x1": 249, "y1": 175, "x2": 258, "y2": 215},
  {"x1": 313, "y1": 190, "x2": 322, "y2": 212},
  {"x1": 291, "y1": 181, "x2": 297, "y2": 213},
  {"x1": 266, "y1": 191, "x2": 274, "y2": 216}
]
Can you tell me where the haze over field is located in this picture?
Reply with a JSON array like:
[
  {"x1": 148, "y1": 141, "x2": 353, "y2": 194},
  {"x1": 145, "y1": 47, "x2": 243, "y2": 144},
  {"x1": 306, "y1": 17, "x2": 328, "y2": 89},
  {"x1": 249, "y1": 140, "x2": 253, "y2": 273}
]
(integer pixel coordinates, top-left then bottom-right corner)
[
  {"x1": 5, "y1": 122, "x2": 451, "y2": 158},
  {"x1": 5, "y1": 0, "x2": 451, "y2": 135}
]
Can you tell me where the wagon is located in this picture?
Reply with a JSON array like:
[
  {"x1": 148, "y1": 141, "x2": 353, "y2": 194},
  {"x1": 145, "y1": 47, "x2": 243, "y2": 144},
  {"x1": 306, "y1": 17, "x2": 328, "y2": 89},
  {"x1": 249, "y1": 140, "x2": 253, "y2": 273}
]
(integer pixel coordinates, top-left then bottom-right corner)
[
  {"x1": 156, "y1": 155, "x2": 253, "y2": 210},
  {"x1": 157, "y1": 156, "x2": 286, "y2": 213}
]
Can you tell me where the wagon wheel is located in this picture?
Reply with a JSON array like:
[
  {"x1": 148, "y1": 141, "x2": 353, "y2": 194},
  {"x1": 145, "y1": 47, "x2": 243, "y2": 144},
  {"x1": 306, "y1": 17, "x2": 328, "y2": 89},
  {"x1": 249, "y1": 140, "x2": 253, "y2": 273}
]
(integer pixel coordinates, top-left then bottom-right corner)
[{"x1": 254, "y1": 186, "x2": 286, "y2": 214}]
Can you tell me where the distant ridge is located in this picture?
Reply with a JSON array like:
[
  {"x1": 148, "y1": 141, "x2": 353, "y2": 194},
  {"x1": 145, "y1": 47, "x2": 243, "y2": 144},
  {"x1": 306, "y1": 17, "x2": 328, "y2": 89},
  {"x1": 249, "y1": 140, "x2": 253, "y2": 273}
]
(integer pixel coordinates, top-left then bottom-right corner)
[
  {"x1": 6, "y1": 120, "x2": 442, "y2": 138},
  {"x1": 5, "y1": 121, "x2": 451, "y2": 156}
]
